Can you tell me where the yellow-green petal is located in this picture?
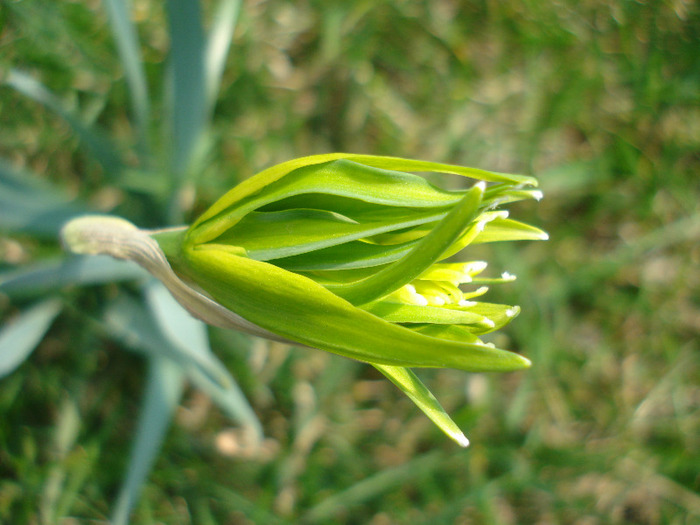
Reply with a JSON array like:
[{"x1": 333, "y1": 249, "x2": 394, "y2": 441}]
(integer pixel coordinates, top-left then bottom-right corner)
[
  {"x1": 374, "y1": 364, "x2": 469, "y2": 447},
  {"x1": 174, "y1": 244, "x2": 531, "y2": 372}
]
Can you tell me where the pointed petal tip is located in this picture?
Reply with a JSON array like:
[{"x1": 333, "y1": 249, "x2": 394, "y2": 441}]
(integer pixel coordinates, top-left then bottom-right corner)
[{"x1": 453, "y1": 432, "x2": 470, "y2": 447}]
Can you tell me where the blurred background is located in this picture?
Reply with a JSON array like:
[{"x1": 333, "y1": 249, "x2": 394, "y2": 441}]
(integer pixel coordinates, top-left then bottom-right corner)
[{"x1": 1, "y1": 0, "x2": 698, "y2": 523}]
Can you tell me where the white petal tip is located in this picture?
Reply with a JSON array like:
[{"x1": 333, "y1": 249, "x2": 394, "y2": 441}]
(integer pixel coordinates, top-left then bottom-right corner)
[
  {"x1": 501, "y1": 271, "x2": 516, "y2": 281},
  {"x1": 459, "y1": 300, "x2": 477, "y2": 307},
  {"x1": 475, "y1": 181, "x2": 486, "y2": 191},
  {"x1": 539, "y1": 232, "x2": 550, "y2": 240},
  {"x1": 506, "y1": 308, "x2": 518, "y2": 317},
  {"x1": 532, "y1": 190, "x2": 544, "y2": 201},
  {"x1": 453, "y1": 433, "x2": 470, "y2": 447}
]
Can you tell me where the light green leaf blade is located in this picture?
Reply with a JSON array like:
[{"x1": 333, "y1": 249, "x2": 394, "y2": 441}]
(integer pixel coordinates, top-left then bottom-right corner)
[
  {"x1": 0, "y1": 298, "x2": 62, "y2": 378},
  {"x1": 338, "y1": 154, "x2": 538, "y2": 186},
  {"x1": 111, "y1": 355, "x2": 184, "y2": 525},
  {"x1": 473, "y1": 218, "x2": 550, "y2": 244},
  {"x1": 363, "y1": 301, "x2": 490, "y2": 327},
  {"x1": 374, "y1": 364, "x2": 469, "y2": 447},
  {"x1": 191, "y1": 159, "x2": 467, "y2": 242},
  {"x1": 464, "y1": 302, "x2": 521, "y2": 334},
  {"x1": 409, "y1": 324, "x2": 483, "y2": 344},
  {"x1": 483, "y1": 184, "x2": 544, "y2": 206},
  {"x1": 326, "y1": 183, "x2": 484, "y2": 305},
  {"x1": 270, "y1": 237, "x2": 418, "y2": 271},
  {"x1": 215, "y1": 207, "x2": 445, "y2": 261},
  {"x1": 175, "y1": 246, "x2": 531, "y2": 372},
  {"x1": 195, "y1": 154, "x2": 536, "y2": 230}
]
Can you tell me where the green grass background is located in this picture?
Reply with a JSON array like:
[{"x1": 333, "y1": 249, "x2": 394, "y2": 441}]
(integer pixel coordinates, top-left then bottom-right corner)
[{"x1": 1, "y1": 1, "x2": 699, "y2": 523}]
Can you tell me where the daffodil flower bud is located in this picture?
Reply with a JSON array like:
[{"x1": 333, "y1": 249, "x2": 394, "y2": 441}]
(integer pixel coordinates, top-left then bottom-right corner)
[{"x1": 62, "y1": 153, "x2": 547, "y2": 446}]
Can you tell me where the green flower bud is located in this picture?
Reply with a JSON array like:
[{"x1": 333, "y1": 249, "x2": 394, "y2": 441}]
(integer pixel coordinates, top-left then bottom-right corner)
[{"x1": 62, "y1": 153, "x2": 547, "y2": 446}]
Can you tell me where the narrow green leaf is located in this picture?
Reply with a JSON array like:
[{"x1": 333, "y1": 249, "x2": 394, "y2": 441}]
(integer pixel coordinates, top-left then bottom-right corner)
[
  {"x1": 464, "y1": 303, "x2": 521, "y2": 334},
  {"x1": 270, "y1": 237, "x2": 418, "y2": 271},
  {"x1": 325, "y1": 183, "x2": 484, "y2": 305},
  {"x1": 111, "y1": 355, "x2": 184, "y2": 525},
  {"x1": 103, "y1": 290, "x2": 262, "y2": 434},
  {"x1": 472, "y1": 217, "x2": 550, "y2": 244},
  {"x1": 195, "y1": 154, "x2": 536, "y2": 231},
  {"x1": 363, "y1": 301, "x2": 490, "y2": 327},
  {"x1": 214, "y1": 207, "x2": 445, "y2": 261},
  {"x1": 177, "y1": 246, "x2": 531, "y2": 372},
  {"x1": 374, "y1": 365, "x2": 469, "y2": 447},
  {"x1": 191, "y1": 159, "x2": 466, "y2": 242},
  {"x1": 337, "y1": 154, "x2": 538, "y2": 186},
  {"x1": 0, "y1": 298, "x2": 62, "y2": 377},
  {"x1": 483, "y1": 184, "x2": 544, "y2": 206},
  {"x1": 409, "y1": 324, "x2": 483, "y2": 344}
]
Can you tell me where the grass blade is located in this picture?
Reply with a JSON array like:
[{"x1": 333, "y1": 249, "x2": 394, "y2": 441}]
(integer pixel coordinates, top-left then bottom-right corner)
[
  {"x1": 111, "y1": 355, "x2": 184, "y2": 525},
  {"x1": 4, "y1": 70, "x2": 125, "y2": 176},
  {"x1": 0, "y1": 298, "x2": 63, "y2": 377},
  {"x1": 302, "y1": 451, "x2": 444, "y2": 523}
]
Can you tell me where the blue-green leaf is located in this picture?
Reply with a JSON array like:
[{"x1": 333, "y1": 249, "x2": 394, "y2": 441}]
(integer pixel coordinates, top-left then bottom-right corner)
[
  {"x1": 111, "y1": 355, "x2": 184, "y2": 525},
  {"x1": 102, "y1": 0, "x2": 151, "y2": 157},
  {"x1": 165, "y1": 0, "x2": 207, "y2": 177},
  {"x1": 0, "y1": 256, "x2": 147, "y2": 299},
  {"x1": 143, "y1": 280, "x2": 262, "y2": 439},
  {"x1": 0, "y1": 298, "x2": 63, "y2": 377},
  {"x1": 0, "y1": 159, "x2": 87, "y2": 236}
]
